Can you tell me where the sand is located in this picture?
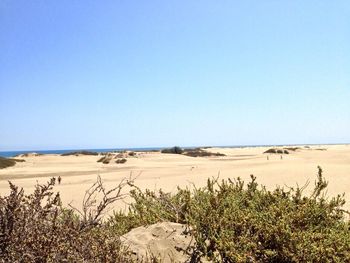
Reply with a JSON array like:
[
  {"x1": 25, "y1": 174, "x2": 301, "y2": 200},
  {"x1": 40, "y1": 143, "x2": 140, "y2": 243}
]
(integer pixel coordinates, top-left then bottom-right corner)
[
  {"x1": 121, "y1": 222, "x2": 196, "y2": 262},
  {"x1": 0, "y1": 145, "x2": 350, "y2": 212}
]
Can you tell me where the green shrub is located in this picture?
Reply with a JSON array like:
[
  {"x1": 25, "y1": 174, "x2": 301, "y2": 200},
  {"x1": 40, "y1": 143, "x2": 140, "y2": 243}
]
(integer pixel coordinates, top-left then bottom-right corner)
[
  {"x1": 161, "y1": 146, "x2": 184, "y2": 154},
  {"x1": 108, "y1": 167, "x2": 350, "y2": 262},
  {"x1": 185, "y1": 168, "x2": 350, "y2": 262},
  {"x1": 116, "y1": 158, "x2": 127, "y2": 164}
]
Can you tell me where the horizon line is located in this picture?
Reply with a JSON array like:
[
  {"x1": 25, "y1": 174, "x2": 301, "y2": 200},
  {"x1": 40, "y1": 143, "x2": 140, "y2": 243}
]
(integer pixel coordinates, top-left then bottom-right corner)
[{"x1": 1, "y1": 142, "x2": 349, "y2": 153}]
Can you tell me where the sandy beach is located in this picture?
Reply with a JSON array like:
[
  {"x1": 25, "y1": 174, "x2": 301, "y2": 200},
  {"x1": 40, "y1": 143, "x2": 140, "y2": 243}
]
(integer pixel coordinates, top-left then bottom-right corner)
[{"x1": 1, "y1": 144, "x2": 349, "y2": 211}]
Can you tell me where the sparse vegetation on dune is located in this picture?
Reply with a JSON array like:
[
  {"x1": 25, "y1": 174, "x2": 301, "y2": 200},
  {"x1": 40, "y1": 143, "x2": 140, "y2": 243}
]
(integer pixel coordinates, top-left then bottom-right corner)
[
  {"x1": 128, "y1": 151, "x2": 136, "y2": 156},
  {"x1": 316, "y1": 148, "x2": 327, "y2": 151},
  {"x1": 15, "y1": 152, "x2": 42, "y2": 157},
  {"x1": 161, "y1": 146, "x2": 226, "y2": 157},
  {"x1": 284, "y1": 147, "x2": 301, "y2": 151},
  {"x1": 97, "y1": 155, "x2": 128, "y2": 164},
  {"x1": 61, "y1": 150, "x2": 98, "y2": 156},
  {"x1": 184, "y1": 148, "x2": 226, "y2": 157},
  {"x1": 116, "y1": 158, "x2": 127, "y2": 164},
  {"x1": 1, "y1": 167, "x2": 349, "y2": 262},
  {"x1": 264, "y1": 148, "x2": 289, "y2": 154},
  {"x1": 0, "y1": 157, "x2": 25, "y2": 169},
  {"x1": 97, "y1": 155, "x2": 113, "y2": 164}
]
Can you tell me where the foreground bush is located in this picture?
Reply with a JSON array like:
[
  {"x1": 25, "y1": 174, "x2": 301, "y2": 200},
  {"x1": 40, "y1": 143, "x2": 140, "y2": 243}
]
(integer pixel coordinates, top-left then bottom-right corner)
[
  {"x1": 0, "y1": 177, "x2": 133, "y2": 262},
  {"x1": 186, "y1": 168, "x2": 350, "y2": 262},
  {"x1": 109, "y1": 167, "x2": 350, "y2": 262}
]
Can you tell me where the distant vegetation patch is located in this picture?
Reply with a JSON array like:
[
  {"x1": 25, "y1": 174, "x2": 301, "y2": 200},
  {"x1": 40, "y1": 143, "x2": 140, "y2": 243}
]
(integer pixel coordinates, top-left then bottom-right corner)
[
  {"x1": 184, "y1": 148, "x2": 226, "y2": 157},
  {"x1": 161, "y1": 146, "x2": 226, "y2": 157},
  {"x1": 15, "y1": 152, "x2": 42, "y2": 157},
  {"x1": 284, "y1": 147, "x2": 301, "y2": 151},
  {"x1": 61, "y1": 151, "x2": 98, "y2": 156},
  {"x1": 97, "y1": 155, "x2": 128, "y2": 164},
  {"x1": 161, "y1": 146, "x2": 184, "y2": 154},
  {"x1": 116, "y1": 158, "x2": 127, "y2": 164},
  {"x1": 97, "y1": 156, "x2": 113, "y2": 164},
  {"x1": 0, "y1": 157, "x2": 25, "y2": 169},
  {"x1": 264, "y1": 148, "x2": 289, "y2": 154}
]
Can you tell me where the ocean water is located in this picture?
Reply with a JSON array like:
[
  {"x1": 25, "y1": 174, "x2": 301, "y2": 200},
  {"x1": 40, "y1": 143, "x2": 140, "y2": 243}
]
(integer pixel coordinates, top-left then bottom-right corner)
[{"x1": 0, "y1": 147, "x2": 164, "y2": 158}]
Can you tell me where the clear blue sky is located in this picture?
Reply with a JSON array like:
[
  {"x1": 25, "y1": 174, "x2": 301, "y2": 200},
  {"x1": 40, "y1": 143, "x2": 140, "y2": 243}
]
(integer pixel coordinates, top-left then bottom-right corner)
[{"x1": 1, "y1": 1, "x2": 349, "y2": 151}]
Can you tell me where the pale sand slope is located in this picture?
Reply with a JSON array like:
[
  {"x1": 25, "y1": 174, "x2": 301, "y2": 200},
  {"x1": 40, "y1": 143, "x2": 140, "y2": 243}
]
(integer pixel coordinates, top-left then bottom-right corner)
[
  {"x1": 0, "y1": 145, "x2": 349, "y2": 211},
  {"x1": 121, "y1": 222, "x2": 196, "y2": 262}
]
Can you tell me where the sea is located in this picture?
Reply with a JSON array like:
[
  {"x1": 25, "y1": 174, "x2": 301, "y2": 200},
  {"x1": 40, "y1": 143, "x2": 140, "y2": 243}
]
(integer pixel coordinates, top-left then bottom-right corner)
[{"x1": 0, "y1": 147, "x2": 164, "y2": 158}]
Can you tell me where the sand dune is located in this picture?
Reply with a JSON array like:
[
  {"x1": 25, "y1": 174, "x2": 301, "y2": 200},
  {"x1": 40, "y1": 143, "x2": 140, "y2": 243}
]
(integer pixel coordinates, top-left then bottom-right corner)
[{"x1": 0, "y1": 144, "x2": 349, "y2": 211}]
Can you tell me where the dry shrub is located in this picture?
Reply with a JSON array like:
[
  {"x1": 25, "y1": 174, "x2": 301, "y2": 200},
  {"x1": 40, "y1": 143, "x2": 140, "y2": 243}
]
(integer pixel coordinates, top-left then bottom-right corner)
[
  {"x1": 0, "y1": 177, "x2": 134, "y2": 262},
  {"x1": 116, "y1": 158, "x2": 127, "y2": 164}
]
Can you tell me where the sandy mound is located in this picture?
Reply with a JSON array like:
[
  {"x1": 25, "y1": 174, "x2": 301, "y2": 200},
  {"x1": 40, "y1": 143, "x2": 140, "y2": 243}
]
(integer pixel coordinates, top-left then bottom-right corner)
[
  {"x1": 121, "y1": 222, "x2": 195, "y2": 262},
  {"x1": 16, "y1": 152, "x2": 42, "y2": 157}
]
